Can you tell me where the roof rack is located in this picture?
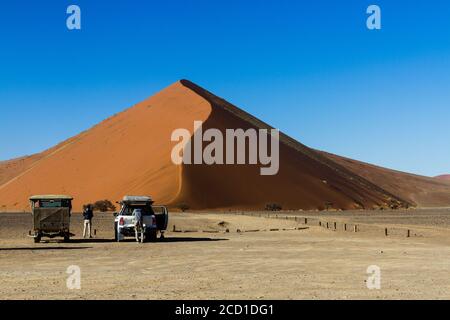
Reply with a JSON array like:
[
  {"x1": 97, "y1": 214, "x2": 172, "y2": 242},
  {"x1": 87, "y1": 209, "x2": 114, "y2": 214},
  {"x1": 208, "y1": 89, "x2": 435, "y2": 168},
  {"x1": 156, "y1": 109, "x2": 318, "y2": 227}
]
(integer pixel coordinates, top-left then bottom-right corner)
[
  {"x1": 30, "y1": 195, "x2": 73, "y2": 201},
  {"x1": 122, "y1": 195, "x2": 153, "y2": 203}
]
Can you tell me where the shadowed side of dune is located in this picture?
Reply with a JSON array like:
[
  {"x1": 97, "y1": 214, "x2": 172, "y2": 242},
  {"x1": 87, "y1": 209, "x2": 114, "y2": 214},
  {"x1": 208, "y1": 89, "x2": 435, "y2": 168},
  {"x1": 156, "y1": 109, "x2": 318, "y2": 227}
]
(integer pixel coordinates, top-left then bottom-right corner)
[{"x1": 171, "y1": 80, "x2": 410, "y2": 210}]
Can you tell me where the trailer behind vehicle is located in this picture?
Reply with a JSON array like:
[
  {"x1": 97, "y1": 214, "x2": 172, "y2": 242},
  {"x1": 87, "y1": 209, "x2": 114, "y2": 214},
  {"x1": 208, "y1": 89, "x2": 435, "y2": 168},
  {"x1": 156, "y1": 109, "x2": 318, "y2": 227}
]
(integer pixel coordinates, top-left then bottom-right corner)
[{"x1": 29, "y1": 195, "x2": 73, "y2": 243}]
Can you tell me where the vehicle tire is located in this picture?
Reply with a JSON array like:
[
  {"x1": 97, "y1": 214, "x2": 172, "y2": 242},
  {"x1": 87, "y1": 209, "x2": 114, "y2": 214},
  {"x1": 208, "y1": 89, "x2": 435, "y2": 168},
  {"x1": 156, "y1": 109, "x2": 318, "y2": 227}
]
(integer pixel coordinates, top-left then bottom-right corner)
[
  {"x1": 146, "y1": 230, "x2": 157, "y2": 242},
  {"x1": 34, "y1": 234, "x2": 41, "y2": 243},
  {"x1": 114, "y1": 222, "x2": 121, "y2": 242},
  {"x1": 64, "y1": 234, "x2": 70, "y2": 242}
]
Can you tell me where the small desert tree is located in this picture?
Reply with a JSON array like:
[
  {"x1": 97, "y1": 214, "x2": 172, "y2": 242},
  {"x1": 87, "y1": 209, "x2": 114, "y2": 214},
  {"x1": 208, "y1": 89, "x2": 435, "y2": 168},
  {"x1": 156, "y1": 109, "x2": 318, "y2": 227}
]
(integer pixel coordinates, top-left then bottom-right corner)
[
  {"x1": 92, "y1": 200, "x2": 116, "y2": 212},
  {"x1": 265, "y1": 203, "x2": 282, "y2": 211},
  {"x1": 324, "y1": 202, "x2": 334, "y2": 210},
  {"x1": 177, "y1": 203, "x2": 190, "y2": 212}
]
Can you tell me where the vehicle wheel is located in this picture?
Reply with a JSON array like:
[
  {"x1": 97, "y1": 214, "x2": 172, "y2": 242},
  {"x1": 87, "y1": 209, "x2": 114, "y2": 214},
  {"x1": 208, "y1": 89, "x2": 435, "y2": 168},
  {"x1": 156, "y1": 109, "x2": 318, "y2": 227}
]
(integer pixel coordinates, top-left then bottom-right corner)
[
  {"x1": 34, "y1": 234, "x2": 41, "y2": 243},
  {"x1": 64, "y1": 234, "x2": 70, "y2": 242},
  {"x1": 146, "y1": 230, "x2": 157, "y2": 242},
  {"x1": 114, "y1": 222, "x2": 120, "y2": 242}
]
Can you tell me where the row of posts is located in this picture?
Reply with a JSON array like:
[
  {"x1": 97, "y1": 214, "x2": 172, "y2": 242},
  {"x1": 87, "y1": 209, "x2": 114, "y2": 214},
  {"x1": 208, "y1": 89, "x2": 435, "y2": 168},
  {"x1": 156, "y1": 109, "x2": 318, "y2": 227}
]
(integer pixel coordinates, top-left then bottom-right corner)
[
  {"x1": 315, "y1": 219, "x2": 411, "y2": 237},
  {"x1": 244, "y1": 212, "x2": 412, "y2": 238}
]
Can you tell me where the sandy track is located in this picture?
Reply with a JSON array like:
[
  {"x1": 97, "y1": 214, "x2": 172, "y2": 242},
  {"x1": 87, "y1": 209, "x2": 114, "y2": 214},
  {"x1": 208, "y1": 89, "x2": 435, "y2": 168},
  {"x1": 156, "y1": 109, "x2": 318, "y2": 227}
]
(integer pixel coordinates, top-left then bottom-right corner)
[{"x1": 1, "y1": 210, "x2": 450, "y2": 299}]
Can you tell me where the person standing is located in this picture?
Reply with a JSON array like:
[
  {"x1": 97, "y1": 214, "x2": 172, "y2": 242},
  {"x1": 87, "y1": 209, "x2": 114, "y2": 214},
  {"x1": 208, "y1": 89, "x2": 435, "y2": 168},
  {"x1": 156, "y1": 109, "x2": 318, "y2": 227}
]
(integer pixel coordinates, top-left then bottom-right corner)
[
  {"x1": 133, "y1": 208, "x2": 144, "y2": 243},
  {"x1": 83, "y1": 204, "x2": 94, "y2": 238}
]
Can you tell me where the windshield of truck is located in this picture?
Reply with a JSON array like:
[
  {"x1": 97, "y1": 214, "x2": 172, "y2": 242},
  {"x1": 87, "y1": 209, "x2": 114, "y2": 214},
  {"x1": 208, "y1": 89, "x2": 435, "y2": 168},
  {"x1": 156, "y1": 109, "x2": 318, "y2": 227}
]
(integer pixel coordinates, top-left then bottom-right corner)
[{"x1": 37, "y1": 199, "x2": 71, "y2": 208}]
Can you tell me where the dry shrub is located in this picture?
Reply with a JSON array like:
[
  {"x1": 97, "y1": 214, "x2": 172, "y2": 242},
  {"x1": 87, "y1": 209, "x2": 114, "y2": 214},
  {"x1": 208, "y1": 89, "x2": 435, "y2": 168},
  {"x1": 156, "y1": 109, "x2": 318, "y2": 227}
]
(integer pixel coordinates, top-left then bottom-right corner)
[
  {"x1": 177, "y1": 203, "x2": 190, "y2": 212},
  {"x1": 92, "y1": 200, "x2": 116, "y2": 212},
  {"x1": 265, "y1": 203, "x2": 282, "y2": 211}
]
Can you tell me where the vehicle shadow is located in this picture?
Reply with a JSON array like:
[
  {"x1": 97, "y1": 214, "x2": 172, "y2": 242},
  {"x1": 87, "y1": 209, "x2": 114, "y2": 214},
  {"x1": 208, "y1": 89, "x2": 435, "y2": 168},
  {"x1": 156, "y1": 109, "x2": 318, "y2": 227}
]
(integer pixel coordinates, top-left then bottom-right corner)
[
  {"x1": 68, "y1": 238, "x2": 116, "y2": 244},
  {"x1": 67, "y1": 237, "x2": 229, "y2": 243},
  {"x1": 0, "y1": 246, "x2": 92, "y2": 251},
  {"x1": 159, "y1": 237, "x2": 228, "y2": 243}
]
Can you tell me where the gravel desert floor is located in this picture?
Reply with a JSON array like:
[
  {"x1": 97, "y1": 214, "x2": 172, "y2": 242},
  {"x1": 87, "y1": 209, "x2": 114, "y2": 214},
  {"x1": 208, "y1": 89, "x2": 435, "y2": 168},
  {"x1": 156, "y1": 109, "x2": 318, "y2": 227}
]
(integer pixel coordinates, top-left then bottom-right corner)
[{"x1": 1, "y1": 209, "x2": 450, "y2": 299}]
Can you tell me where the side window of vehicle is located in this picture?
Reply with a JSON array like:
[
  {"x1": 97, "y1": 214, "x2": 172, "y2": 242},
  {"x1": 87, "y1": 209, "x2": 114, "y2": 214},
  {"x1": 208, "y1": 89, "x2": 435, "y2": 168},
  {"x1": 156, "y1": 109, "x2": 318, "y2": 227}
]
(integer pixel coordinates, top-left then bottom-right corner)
[{"x1": 119, "y1": 206, "x2": 128, "y2": 216}]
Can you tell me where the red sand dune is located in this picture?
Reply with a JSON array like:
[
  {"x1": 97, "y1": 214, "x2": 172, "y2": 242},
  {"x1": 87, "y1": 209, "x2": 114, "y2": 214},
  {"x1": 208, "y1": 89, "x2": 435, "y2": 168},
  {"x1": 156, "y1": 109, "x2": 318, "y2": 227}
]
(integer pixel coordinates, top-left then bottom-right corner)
[
  {"x1": 0, "y1": 80, "x2": 446, "y2": 211},
  {"x1": 323, "y1": 152, "x2": 450, "y2": 208},
  {"x1": 435, "y1": 175, "x2": 450, "y2": 181}
]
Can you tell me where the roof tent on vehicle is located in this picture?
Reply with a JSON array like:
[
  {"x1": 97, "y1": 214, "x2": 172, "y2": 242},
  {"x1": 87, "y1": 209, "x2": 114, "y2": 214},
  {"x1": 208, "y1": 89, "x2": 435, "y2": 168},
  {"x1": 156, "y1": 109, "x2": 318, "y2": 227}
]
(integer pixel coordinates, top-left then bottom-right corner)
[{"x1": 121, "y1": 196, "x2": 154, "y2": 204}]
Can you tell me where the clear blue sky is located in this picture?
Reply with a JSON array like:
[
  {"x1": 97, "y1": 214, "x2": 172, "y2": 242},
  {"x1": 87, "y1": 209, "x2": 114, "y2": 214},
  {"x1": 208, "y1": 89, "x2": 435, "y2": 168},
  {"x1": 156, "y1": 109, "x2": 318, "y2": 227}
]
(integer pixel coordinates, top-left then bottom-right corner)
[{"x1": 0, "y1": 0, "x2": 449, "y2": 176}]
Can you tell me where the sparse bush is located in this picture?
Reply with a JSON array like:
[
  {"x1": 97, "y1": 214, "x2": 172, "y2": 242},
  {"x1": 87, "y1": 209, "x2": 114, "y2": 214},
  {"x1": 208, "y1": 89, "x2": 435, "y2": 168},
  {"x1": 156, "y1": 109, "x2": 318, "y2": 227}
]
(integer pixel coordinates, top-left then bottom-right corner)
[
  {"x1": 324, "y1": 202, "x2": 334, "y2": 210},
  {"x1": 177, "y1": 203, "x2": 190, "y2": 212},
  {"x1": 92, "y1": 200, "x2": 116, "y2": 212},
  {"x1": 265, "y1": 203, "x2": 282, "y2": 211},
  {"x1": 218, "y1": 221, "x2": 229, "y2": 227}
]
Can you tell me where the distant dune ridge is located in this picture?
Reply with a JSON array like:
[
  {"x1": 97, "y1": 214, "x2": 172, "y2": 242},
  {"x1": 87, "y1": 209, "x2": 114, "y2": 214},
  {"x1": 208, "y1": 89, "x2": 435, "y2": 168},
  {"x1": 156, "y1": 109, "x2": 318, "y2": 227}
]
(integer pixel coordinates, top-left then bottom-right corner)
[
  {"x1": 322, "y1": 153, "x2": 450, "y2": 208},
  {"x1": 436, "y1": 175, "x2": 450, "y2": 181},
  {"x1": 1, "y1": 80, "x2": 449, "y2": 211}
]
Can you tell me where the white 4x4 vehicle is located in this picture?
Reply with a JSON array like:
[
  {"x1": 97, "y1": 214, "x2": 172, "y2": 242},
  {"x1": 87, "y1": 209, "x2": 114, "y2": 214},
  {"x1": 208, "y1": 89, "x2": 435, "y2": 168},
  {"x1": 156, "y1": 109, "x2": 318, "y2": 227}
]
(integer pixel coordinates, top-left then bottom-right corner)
[{"x1": 114, "y1": 196, "x2": 168, "y2": 242}]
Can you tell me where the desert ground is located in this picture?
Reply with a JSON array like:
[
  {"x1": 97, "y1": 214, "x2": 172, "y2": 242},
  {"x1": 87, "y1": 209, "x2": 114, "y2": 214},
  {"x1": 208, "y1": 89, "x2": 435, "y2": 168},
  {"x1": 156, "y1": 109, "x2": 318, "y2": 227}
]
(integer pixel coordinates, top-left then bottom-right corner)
[{"x1": 1, "y1": 208, "x2": 450, "y2": 300}]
